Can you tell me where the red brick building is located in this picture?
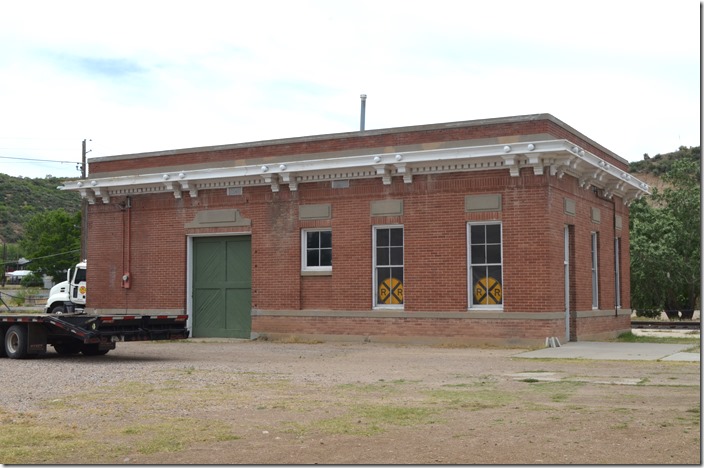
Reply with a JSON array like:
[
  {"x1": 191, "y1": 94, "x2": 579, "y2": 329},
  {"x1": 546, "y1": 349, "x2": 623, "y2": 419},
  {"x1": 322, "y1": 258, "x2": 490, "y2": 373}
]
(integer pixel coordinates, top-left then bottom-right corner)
[{"x1": 61, "y1": 114, "x2": 649, "y2": 345}]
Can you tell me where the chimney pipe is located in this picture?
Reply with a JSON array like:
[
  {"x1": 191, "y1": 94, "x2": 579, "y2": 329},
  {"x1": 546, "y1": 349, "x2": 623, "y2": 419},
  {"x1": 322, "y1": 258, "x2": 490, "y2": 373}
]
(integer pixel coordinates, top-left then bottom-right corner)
[{"x1": 360, "y1": 94, "x2": 367, "y2": 131}]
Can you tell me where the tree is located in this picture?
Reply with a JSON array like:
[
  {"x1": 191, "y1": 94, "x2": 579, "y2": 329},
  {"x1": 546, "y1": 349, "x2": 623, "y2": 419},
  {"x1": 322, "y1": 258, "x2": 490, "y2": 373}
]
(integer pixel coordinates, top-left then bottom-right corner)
[
  {"x1": 19, "y1": 209, "x2": 81, "y2": 282},
  {"x1": 630, "y1": 157, "x2": 701, "y2": 317}
]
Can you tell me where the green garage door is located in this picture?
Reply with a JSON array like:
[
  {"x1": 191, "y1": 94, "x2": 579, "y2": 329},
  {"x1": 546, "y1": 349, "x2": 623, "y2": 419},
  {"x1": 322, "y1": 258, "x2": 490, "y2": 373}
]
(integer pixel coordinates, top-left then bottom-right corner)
[{"x1": 193, "y1": 236, "x2": 252, "y2": 338}]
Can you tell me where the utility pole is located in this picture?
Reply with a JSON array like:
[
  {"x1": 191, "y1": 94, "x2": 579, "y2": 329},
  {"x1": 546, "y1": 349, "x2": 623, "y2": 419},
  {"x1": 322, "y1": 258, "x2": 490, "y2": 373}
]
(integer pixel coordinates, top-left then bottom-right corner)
[
  {"x1": 2, "y1": 242, "x2": 6, "y2": 287},
  {"x1": 80, "y1": 139, "x2": 89, "y2": 260},
  {"x1": 81, "y1": 139, "x2": 87, "y2": 178}
]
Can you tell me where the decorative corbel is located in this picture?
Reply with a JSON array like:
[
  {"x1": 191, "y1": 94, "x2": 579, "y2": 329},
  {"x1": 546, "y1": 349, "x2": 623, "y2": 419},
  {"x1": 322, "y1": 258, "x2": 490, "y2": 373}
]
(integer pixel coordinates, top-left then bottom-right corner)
[
  {"x1": 164, "y1": 181, "x2": 182, "y2": 199},
  {"x1": 179, "y1": 180, "x2": 198, "y2": 198},
  {"x1": 501, "y1": 155, "x2": 520, "y2": 177},
  {"x1": 394, "y1": 163, "x2": 412, "y2": 184},
  {"x1": 92, "y1": 187, "x2": 110, "y2": 204},
  {"x1": 591, "y1": 170, "x2": 605, "y2": 183},
  {"x1": 526, "y1": 154, "x2": 543, "y2": 175},
  {"x1": 280, "y1": 172, "x2": 298, "y2": 191},
  {"x1": 79, "y1": 188, "x2": 96, "y2": 205},
  {"x1": 374, "y1": 164, "x2": 392, "y2": 185},
  {"x1": 262, "y1": 174, "x2": 280, "y2": 192}
]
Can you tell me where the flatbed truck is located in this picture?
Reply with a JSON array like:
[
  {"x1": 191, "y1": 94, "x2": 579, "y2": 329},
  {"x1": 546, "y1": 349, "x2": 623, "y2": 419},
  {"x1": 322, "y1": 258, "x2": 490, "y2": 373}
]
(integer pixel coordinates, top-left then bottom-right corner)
[{"x1": 0, "y1": 312, "x2": 189, "y2": 359}]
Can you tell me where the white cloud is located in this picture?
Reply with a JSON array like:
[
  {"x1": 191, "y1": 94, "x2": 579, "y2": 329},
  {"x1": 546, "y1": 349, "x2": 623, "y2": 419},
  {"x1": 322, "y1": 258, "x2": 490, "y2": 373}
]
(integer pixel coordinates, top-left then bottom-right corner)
[{"x1": 0, "y1": 0, "x2": 699, "y2": 178}]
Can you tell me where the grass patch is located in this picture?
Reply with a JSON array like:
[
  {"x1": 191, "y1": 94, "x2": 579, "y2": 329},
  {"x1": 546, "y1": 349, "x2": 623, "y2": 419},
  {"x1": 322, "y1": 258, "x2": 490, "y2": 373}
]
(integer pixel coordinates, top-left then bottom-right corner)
[
  {"x1": 525, "y1": 381, "x2": 586, "y2": 403},
  {"x1": 0, "y1": 409, "x2": 123, "y2": 464},
  {"x1": 0, "y1": 390, "x2": 242, "y2": 463},
  {"x1": 424, "y1": 387, "x2": 513, "y2": 410},
  {"x1": 311, "y1": 404, "x2": 438, "y2": 436},
  {"x1": 616, "y1": 331, "x2": 700, "y2": 346},
  {"x1": 617, "y1": 331, "x2": 701, "y2": 353},
  {"x1": 335, "y1": 379, "x2": 415, "y2": 395},
  {"x1": 119, "y1": 418, "x2": 240, "y2": 455}
]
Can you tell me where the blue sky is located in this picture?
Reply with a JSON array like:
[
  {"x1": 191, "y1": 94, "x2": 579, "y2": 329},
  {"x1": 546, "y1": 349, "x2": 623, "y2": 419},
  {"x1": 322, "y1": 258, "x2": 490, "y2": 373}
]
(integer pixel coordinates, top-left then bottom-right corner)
[{"x1": 0, "y1": 0, "x2": 699, "y2": 179}]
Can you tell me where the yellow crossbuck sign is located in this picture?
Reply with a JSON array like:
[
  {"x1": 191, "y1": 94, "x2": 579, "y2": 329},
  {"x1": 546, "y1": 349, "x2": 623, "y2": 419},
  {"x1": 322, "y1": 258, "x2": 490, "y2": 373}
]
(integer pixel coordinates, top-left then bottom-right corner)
[
  {"x1": 474, "y1": 277, "x2": 502, "y2": 305},
  {"x1": 379, "y1": 278, "x2": 403, "y2": 304}
]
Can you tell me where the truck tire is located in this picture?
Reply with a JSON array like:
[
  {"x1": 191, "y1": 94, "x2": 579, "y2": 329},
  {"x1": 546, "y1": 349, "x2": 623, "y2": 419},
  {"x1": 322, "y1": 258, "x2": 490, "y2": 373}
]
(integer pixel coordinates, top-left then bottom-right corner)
[
  {"x1": 81, "y1": 344, "x2": 109, "y2": 356},
  {"x1": 5, "y1": 325, "x2": 29, "y2": 359},
  {"x1": 49, "y1": 304, "x2": 65, "y2": 314}
]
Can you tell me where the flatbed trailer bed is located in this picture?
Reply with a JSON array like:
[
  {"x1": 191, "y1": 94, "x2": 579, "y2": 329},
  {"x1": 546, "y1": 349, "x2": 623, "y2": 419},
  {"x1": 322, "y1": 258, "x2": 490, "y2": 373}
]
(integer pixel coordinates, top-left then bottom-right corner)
[{"x1": 0, "y1": 313, "x2": 189, "y2": 359}]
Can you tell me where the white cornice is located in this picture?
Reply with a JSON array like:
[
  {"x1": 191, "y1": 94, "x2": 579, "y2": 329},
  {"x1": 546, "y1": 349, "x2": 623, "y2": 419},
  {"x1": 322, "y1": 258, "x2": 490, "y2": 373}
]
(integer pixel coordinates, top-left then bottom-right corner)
[{"x1": 61, "y1": 139, "x2": 649, "y2": 205}]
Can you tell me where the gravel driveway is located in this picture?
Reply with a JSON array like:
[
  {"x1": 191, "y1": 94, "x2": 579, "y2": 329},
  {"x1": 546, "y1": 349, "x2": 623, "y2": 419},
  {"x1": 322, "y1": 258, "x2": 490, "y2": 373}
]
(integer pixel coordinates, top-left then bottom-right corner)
[{"x1": 0, "y1": 339, "x2": 700, "y2": 464}]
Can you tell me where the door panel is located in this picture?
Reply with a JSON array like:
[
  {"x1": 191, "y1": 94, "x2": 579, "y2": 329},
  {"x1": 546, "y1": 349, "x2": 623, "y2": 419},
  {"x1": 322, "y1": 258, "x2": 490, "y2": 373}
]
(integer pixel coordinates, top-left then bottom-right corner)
[{"x1": 193, "y1": 236, "x2": 251, "y2": 338}]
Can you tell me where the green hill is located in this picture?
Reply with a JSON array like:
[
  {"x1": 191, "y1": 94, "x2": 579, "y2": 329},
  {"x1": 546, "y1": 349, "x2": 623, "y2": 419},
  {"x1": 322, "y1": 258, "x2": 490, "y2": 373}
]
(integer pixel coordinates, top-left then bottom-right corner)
[
  {"x1": 629, "y1": 146, "x2": 700, "y2": 177},
  {"x1": 0, "y1": 174, "x2": 81, "y2": 243}
]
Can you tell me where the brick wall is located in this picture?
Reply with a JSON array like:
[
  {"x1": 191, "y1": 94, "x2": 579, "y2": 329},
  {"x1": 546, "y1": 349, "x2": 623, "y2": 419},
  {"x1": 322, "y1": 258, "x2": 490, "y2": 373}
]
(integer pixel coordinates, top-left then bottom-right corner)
[
  {"x1": 83, "y1": 115, "x2": 633, "y2": 343},
  {"x1": 86, "y1": 165, "x2": 629, "y2": 343}
]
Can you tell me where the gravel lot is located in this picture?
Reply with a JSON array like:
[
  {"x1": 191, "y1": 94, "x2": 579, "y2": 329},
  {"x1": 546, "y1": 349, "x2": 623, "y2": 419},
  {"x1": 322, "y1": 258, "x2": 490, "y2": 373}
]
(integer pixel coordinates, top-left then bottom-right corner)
[{"x1": 0, "y1": 339, "x2": 700, "y2": 464}]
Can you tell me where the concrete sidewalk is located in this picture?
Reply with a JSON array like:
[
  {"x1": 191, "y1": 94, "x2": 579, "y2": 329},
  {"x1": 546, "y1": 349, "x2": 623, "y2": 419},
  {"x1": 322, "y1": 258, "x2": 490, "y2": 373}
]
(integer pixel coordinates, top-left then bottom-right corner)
[{"x1": 515, "y1": 341, "x2": 700, "y2": 362}]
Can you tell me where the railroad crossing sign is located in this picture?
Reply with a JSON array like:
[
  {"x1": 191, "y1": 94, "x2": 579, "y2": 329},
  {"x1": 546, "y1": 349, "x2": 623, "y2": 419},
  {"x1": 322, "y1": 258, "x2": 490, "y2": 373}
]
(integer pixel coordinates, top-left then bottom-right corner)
[
  {"x1": 379, "y1": 277, "x2": 403, "y2": 304},
  {"x1": 474, "y1": 277, "x2": 502, "y2": 305}
]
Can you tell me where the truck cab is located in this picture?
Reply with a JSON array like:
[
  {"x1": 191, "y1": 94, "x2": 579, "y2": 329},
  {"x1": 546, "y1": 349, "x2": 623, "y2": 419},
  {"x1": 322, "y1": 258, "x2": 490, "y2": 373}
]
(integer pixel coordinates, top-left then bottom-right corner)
[{"x1": 45, "y1": 261, "x2": 87, "y2": 314}]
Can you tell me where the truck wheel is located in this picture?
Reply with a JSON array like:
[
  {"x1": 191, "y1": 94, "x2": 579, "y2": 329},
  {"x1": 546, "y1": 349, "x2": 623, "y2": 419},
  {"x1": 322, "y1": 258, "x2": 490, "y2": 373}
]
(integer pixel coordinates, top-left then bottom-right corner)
[
  {"x1": 5, "y1": 325, "x2": 29, "y2": 359},
  {"x1": 49, "y1": 304, "x2": 65, "y2": 314},
  {"x1": 53, "y1": 343, "x2": 81, "y2": 355},
  {"x1": 81, "y1": 344, "x2": 109, "y2": 356}
]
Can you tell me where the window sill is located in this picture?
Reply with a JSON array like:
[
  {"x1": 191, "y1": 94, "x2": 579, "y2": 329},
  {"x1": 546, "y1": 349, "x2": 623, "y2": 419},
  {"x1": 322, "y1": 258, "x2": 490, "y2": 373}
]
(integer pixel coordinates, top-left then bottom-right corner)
[{"x1": 301, "y1": 270, "x2": 332, "y2": 277}]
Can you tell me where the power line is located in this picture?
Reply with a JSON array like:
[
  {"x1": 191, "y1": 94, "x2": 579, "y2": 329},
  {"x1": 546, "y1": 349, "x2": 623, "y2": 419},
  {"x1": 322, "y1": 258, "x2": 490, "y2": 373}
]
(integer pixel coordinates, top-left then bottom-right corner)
[
  {"x1": 0, "y1": 249, "x2": 81, "y2": 267},
  {"x1": 0, "y1": 155, "x2": 77, "y2": 164}
]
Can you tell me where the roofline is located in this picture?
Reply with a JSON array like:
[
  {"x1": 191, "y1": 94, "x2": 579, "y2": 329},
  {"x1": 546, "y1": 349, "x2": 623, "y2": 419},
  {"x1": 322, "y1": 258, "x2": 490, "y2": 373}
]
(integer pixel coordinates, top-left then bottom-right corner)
[
  {"x1": 65, "y1": 138, "x2": 649, "y2": 206},
  {"x1": 88, "y1": 113, "x2": 628, "y2": 166}
]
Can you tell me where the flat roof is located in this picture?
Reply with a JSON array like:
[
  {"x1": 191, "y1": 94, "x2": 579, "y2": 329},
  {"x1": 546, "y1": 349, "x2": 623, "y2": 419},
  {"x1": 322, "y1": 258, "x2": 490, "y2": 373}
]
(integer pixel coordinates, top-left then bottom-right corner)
[{"x1": 89, "y1": 113, "x2": 628, "y2": 166}]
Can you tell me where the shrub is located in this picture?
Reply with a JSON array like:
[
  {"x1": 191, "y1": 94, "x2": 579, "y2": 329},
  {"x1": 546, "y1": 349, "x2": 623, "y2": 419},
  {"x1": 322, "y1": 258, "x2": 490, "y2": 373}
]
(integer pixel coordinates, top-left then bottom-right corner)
[{"x1": 20, "y1": 273, "x2": 44, "y2": 288}]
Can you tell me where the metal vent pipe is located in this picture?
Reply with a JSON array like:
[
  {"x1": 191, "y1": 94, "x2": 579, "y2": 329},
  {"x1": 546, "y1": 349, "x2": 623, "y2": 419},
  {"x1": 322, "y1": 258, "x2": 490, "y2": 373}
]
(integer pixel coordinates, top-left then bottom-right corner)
[{"x1": 360, "y1": 94, "x2": 367, "y2": 131}]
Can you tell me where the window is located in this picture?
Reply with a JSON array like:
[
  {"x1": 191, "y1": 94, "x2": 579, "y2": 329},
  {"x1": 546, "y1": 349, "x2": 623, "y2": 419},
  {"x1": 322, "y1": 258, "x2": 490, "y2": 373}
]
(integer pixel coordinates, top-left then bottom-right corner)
[
  {"x1": 591, "y1": 232, "x2": 599, "y2": 309},
  {"x1": 614, "y1": 237, "x2": 621, "y2": 309},
  {"x1": 468, "y1": 223, "x2": 503, "y2": 308},
  {"x1": 374, "y1": 226, "x2": 404, "y2": 307},
  {"x1": 302, "y1": 229, "x2": 332, "y2": 272}
]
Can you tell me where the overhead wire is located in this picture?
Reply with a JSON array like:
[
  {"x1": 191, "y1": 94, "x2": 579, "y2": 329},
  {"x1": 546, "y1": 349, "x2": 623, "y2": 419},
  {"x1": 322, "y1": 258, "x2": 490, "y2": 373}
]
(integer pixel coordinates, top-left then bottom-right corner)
[{"x1": 0, "y1": 249, "x2": 81, "y2": 267}]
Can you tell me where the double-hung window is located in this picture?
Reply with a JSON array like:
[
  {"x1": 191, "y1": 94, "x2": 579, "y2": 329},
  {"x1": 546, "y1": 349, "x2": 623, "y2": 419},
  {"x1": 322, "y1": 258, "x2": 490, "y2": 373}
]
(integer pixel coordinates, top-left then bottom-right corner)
[
  {"x1": 468, "y1": 222, "x2": 503, "y2": 308},
  {"x1": 302, "y1": 229, "x2": 332, "y2": 273},
  {"x1": 614, "y1": 237, "x2": 621, "y2": 309},
  {"x1": 374, "y1": 226, "x2": 404, "y2": 307},
  {"x1": 591, "y1": 232, "x2": 599, "y2": 309}
]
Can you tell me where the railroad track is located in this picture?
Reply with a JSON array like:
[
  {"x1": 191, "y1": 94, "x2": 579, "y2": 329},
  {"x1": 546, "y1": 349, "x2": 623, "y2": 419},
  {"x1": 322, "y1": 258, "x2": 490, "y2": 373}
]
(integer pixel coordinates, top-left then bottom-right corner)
[{"x1": 632, "y1": 321, "x2": 701, "y2": 331}]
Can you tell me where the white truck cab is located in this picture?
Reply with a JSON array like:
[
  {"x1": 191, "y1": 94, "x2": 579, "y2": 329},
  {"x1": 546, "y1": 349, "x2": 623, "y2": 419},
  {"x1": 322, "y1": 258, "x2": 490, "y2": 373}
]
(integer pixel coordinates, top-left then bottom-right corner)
[{"x1": 45, "y1": 261, "x2": 87, "y2": 314}]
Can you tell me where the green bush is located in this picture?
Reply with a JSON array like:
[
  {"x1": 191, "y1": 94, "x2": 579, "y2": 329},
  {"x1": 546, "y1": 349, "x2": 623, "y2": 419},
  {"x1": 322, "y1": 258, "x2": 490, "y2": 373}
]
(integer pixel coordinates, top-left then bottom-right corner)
[
  {"x1": 20, "y1": 273, "x2": 44, "y2": 288},
  {"x1": 634, "y1": 309, "x2": 661, "y2": 319}
]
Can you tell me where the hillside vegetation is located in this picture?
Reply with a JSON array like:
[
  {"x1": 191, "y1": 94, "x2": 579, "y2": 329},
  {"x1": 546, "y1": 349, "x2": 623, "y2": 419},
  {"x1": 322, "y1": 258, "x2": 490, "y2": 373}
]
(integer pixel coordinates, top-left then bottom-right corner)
[
  {"x1": 0, "y1": 174, "x2": 81, "y2": 244},
  {"x1": 628, "y1": 145, "x2": 700, "y2": 176}
]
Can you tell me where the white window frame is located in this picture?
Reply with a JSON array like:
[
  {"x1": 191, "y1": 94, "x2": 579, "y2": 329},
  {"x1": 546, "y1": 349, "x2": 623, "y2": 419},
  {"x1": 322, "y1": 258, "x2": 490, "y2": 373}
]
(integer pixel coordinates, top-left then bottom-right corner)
[
  {"x1": 614, "y1": 236, "x2": 621, "y2": 309},
  {"x1": 372, "y1": 224, "x2": 404, "y2": 309},
  {"x1": 467, "y1": 221, "x2": 504, "y2": 310},
  {"x1": 591, "y1": 232, "x2": 599, "y2": 309},
  {"x1": 301, "y1": 228, "x2": 332, "y2": 274}
]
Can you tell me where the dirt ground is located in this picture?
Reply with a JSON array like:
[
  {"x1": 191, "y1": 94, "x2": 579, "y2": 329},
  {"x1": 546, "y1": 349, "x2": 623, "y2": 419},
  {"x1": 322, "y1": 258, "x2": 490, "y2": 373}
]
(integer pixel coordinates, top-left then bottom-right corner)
[{"x1": 1, "y1": 339, "x2": 700, "y2": 464}]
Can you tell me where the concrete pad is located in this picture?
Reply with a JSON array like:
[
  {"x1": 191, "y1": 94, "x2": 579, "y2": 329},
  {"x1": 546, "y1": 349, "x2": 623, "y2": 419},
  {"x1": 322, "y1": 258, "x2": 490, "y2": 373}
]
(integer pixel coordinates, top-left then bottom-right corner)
[
  {"x1": 514, "y1": 342, "x2": 698, "y2": 361},
  {"x1": 661, "y1": 352, "x2": 700, "y2": 362}
]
